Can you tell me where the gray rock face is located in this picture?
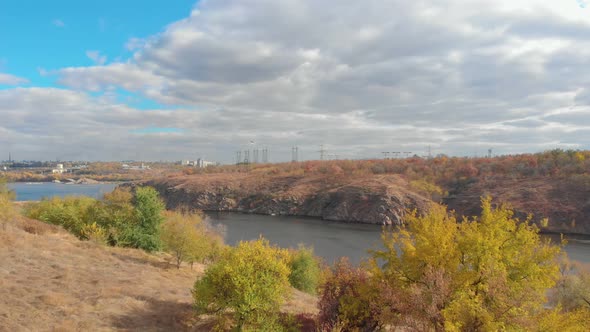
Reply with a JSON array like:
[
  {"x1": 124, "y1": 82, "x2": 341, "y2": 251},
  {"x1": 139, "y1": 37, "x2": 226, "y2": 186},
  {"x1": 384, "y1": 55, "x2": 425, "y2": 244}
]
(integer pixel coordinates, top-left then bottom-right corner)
[{"x1": 137, "y1": 180, "x2": 430, "y2": 225}]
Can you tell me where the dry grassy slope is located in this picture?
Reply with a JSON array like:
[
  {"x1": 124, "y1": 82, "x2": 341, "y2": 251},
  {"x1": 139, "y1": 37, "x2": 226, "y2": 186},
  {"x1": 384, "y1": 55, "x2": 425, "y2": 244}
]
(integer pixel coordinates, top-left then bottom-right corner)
[
  {"x1": 141, "y1": 173, "x2": 431, "y2": 225},
  {"x1": 445, "y1": 177, "x2": 590, "y2": 235},
  {"x1": 0, "y1": 218, "x2": 317, "y2": 332}
]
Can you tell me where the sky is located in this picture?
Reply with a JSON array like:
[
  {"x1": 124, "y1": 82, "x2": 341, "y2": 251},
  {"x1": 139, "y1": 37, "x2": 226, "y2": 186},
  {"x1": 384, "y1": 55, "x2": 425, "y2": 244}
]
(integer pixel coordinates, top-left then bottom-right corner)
[{"x1": 1, "y1": 0, "x2": 590, "y2": 162}]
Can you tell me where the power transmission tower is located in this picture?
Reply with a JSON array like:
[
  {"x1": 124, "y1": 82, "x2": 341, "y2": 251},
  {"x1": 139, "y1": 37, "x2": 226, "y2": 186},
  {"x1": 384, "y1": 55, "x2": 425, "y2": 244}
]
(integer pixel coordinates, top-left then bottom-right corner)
[
  {"x1": 262, "y1": 148, "x2": 268, "y2": 163},
  {"x1": 318, "y1": 145, "x2": 326, "y2": 160},
  {"x1": 381, "y1": 152, "x2": 390, "y2": 159},
  {"x1": 488, "y1": 148, "x2": 492, "y2": 158},
  {"x1": 253, "y1": 149, "x2": 259, "y2": 163},
  {"x1": 403, "y1": 152, "x2": 412, "y2": 158},
  {"x1": 392, "y1": 151, "x2": 400, "y2": 159},
  {"x1": 236, "y1": 151, "x2": 242, "y2": 165},
  {"x1": 291, "y1": 146, "x2": 299, "y2": 162},
  {"x1": 244, "y1": 150, "x2": 250, "y2": 164}
]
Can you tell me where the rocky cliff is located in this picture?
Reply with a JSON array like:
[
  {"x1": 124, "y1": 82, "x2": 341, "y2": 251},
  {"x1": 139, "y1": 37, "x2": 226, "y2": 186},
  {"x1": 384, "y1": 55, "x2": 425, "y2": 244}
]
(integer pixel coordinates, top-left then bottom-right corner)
[
  {"x1": 137, "y1": 173, "x2": 431, "y2": 225},
  {"x1": 129, "y1": 168, "x2": 590, "y2": 235}
]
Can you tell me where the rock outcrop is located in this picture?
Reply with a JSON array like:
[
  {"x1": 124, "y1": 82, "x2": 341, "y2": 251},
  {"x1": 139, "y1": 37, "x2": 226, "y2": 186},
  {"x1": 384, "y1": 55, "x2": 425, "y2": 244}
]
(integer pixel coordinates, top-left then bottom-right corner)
[{"x1": 134, "y1": 173, "x2": 431, "y2": 225}]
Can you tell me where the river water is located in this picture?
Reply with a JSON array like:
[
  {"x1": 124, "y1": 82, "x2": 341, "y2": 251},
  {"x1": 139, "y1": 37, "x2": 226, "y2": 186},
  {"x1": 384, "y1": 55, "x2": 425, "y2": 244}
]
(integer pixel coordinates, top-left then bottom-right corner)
[
  {"x1": 7, "y1": 183, "x2": 589, "y2": 265},
  {"x1": 205, "y1": 212, "x2": 590, "y2": 265},
  {"x1": 7, "y1": 182, "x2": 118, "y2": 201}
]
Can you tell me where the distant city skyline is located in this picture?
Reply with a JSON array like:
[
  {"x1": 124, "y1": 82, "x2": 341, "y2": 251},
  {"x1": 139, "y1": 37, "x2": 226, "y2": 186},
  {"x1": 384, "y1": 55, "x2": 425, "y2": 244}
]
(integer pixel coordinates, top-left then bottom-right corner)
[{"x1": 1, "y1": 1, "x2": 589, "y2": 162}]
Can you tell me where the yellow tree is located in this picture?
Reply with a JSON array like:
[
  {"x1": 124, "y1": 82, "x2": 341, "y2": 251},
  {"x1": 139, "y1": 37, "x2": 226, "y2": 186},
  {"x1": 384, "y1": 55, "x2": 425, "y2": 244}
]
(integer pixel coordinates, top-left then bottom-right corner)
[
  {"x1": 0, "y1": 177, "x2": 16, "y2": 225},
  {"x1": 160, "y1": 211, "x2": 221, "y2": 269},
  {"x1": 369, "y1": 197, "x2": 562, "y2": 331},
  {"x1": 193, "y1": 238, "x2": 291, "y2": 330}
]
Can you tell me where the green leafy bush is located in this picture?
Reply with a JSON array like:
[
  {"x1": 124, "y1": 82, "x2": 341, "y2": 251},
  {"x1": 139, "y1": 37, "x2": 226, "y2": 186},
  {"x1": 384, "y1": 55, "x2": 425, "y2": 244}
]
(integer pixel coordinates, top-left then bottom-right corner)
[
  {"x1": 193, "y1": 238, "x2": 291, "y2": 330},
  {"x1": 286, "y1": 245, "x2": 321, "y2": 294},
  {"x1": 24, "y1": 186, "x2": 166, "y2": 252},
  {"x1": 120, "y1": 186, "x2": 165, "y2": 252},
  {"x1": 24, "y1": 196, "x2": 96, "y2": 238}
]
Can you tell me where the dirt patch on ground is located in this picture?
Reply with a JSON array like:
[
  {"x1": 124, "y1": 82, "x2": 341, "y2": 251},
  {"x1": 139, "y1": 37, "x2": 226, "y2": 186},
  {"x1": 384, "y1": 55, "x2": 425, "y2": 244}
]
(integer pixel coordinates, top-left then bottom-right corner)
[{"x1": 0, "y1": 218, "x2": 317, "y2": 331}]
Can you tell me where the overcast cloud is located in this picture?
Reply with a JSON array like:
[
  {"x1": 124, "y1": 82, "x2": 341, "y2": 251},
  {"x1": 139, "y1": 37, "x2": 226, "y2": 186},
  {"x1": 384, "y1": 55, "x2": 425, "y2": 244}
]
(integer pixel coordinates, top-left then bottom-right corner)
[{"x1": 2, "y1": 0, "x2": 590, "y2": 162}]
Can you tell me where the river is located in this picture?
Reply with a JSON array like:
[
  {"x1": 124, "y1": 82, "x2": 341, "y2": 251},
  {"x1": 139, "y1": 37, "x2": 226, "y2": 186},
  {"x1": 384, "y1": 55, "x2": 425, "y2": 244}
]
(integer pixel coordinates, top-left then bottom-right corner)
[
  {"x1": 205, "y1": 212, "x2": 590, "y2": 265},
  {"x1": 7, "y1": 182, "x2": 118, "y2": 201},
  {"x1": 7, "y1": 183, "x2": 589, "y2": 265}
]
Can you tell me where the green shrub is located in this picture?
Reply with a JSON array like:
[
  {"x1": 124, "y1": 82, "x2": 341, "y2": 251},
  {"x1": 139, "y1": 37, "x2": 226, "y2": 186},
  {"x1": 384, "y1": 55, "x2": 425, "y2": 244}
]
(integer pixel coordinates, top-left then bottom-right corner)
[
  {"x1": 24, "y1": 196, "x2": 96, "y2": 238},
  {"x1": 85, "y1": 187, "x2": 136, "y2": 246},
  {"x1": 286, "y1": 245, "x2": 321, "y2": 294},
  {"x1": 193, "y1": 238, "x2": 291, "y2": 330},
  {"x1": 120, "y1": 186, "x2": 165, "y2": 252},
  {"x1": 23, "y1": 186, "x2": 165, "y2": 253}
]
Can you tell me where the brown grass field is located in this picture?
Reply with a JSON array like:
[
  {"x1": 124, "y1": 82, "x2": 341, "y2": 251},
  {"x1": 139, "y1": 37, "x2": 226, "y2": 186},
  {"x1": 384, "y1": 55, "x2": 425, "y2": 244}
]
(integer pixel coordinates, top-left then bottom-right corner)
[{"x1": 0, "y1": 218, "x2": 317, "y2": 331}]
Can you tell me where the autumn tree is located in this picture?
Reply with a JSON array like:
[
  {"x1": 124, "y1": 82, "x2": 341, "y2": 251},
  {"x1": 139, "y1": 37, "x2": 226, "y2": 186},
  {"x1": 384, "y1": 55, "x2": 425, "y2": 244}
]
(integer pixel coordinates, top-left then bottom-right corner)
[
  {"x1": 368, "y1": 197, "x2": 562, "y2": 331},
  {"x1": 0, "y1": 177, "x2": 16, "y2": 226},
  {"x1": 553, "y1": 259, "x2": 590, "y2": 311},
  {"x1": 86, "y1": 187, "x2": 136, "y2": 245},
  {"x1": 193, "y1": 238, "x2": 290, "y2": 330},
  {"x1": 160, "y1": 211, "x2": 222, "y2": 269},
  {"x1": 317, "y1": 258, "x2": 381, "y2": 331}
]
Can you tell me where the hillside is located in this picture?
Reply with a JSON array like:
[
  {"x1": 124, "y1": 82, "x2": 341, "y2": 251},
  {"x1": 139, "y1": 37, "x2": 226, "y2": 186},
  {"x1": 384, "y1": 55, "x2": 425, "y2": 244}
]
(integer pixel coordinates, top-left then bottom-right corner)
[
  {"x1": 0, "y1": 218, "x2": 317, "y2": 331},
  {"x1": 140, "y1": 150, "x2": 590, "y2": 235},
  {"x1": 445, "y1": 176, "x2": 590, "y2": 235},
  {"x1": 140, "y1": 172, "x2": 431, "y2": 226}
]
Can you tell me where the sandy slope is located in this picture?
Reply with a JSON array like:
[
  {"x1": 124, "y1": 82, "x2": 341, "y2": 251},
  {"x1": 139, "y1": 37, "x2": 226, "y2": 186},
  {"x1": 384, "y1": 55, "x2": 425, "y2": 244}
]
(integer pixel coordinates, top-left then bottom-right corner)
[{"x1": 0, "y1": 218, "x2": 317, "y2": 331}]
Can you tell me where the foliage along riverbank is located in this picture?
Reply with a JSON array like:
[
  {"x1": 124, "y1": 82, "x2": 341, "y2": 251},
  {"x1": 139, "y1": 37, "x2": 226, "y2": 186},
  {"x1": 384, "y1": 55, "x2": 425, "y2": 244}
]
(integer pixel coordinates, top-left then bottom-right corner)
[
  {"x1": 4, "y1": 178, "x2": 590, "y2": 330},
  {"x1": 140, "y1": 149, "x2": 590, "y2": 235}
]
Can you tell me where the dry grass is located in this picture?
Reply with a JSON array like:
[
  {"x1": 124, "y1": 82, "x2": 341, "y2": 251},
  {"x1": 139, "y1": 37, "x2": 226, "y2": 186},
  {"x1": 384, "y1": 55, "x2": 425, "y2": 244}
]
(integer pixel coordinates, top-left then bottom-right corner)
[{"x1": 0, "y1": 218, "x2": 317, "y2": 331}]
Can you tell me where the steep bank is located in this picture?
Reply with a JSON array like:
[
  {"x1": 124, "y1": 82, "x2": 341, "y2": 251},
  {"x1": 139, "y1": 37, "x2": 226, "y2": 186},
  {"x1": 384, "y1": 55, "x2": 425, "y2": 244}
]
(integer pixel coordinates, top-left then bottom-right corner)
[
  {"x1": 138, "y1": 173, "x2": 431, "y2": 225},
  {"x1": 136, "y1": 168, "x2": 590, "y2": 235},
  {"x1": 444, "y1": 176, "x2": 590, "y2": 235}
]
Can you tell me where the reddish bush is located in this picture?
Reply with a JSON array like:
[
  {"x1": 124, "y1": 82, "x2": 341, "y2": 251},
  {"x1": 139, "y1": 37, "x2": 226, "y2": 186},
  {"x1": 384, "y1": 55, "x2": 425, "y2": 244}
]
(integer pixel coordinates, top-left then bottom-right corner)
[{"x1": 317, "y1": 258, "x2": 380, "y2": 331}]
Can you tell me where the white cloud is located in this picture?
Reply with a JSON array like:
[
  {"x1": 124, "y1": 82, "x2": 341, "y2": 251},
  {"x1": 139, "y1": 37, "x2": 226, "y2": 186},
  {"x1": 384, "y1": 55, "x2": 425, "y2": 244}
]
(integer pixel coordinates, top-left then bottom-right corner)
[
  {"x1": 85, "y1": 50, "x2": 108, "y2": 65},
  {"x1": 0, "y1": 73, "x2": 28, "y2": 85},
  {"x1": 3, "y1": 0, "x2": 590, "y2": 161}
]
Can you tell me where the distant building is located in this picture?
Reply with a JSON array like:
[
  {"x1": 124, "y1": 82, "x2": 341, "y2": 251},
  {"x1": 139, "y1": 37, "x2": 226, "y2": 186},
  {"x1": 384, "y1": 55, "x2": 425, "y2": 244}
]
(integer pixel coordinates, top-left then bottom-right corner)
[
  {"x1": 122, "y1": 163, "x2": 150, "y2": 171},
  {"x1": 195, "y1": 158, "x2": 215, "y2": 168},
  {"x1": 52, "y1": 164, "x2": 65, "y2": 174}
]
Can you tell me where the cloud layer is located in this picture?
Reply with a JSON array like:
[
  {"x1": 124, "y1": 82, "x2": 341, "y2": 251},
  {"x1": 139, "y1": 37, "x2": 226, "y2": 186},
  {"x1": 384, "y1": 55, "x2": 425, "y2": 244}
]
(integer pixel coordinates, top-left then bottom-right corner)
[{"x1": 3, "y1": 0, "x2": 590, "y2": 161}]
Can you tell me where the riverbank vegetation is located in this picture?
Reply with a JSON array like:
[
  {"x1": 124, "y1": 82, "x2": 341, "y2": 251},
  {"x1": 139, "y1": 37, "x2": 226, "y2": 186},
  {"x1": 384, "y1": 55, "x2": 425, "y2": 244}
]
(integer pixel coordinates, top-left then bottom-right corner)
[
  {"x1": 21, "y1": 187, "x2": 223, "y2": 260},
  {"x1": 3, "y1": 178, "x2": 589, "y2": 330},
  {"x1": 148, "y1": 148, "x2": 590, "y2": 235},
  {"x1": 316, "y1": 199, "x2": 590, "y2": 331}
]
